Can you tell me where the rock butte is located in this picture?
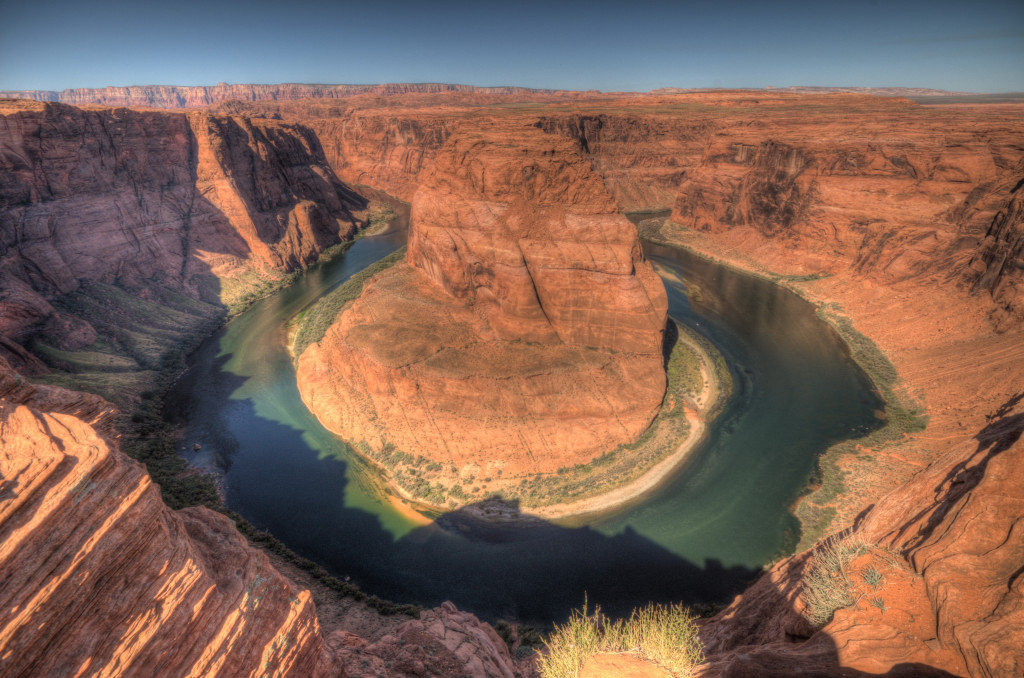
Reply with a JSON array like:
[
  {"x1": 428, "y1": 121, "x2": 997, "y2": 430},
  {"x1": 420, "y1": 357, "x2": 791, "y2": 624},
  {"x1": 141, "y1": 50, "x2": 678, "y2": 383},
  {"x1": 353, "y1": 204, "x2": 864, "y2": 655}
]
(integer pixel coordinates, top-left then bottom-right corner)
[
  {"x1": 0, "y1": 86, "x2": 1022, "y2": 676},
  {"x1": 295, "y1": 126, "x2": 669, "y2": 484}
]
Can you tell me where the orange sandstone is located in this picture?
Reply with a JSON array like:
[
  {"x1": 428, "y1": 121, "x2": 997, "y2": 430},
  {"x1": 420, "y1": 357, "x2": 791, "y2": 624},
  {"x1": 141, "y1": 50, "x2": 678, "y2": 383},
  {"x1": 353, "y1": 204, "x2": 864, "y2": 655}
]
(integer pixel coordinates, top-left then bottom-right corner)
[{"x1": 296, "y1": 126, "x2": 668, "y2": 488}]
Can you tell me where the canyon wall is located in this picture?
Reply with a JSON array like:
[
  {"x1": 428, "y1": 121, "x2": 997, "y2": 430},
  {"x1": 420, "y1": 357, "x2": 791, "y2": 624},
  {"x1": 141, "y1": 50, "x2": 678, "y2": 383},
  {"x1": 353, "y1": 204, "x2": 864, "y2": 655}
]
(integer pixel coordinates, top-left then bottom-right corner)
[
  {"x1": 693, "y1": 350, "x2": 1024, "y2": 678},
  {"x1": 0, "y1": 99, "x2": 365, "y2": 384},
  {"x1": 0, "y1": 83, "x2": 598, "y2": 110},
  {"x1": 666, "y1": 127, "x2": 1024, "y2": 329},
  {"x1": 296, "y1": 125, "x2": 668, "y2": 491},
  {"x1": 218, "y1": 93, "x2": 1023, "y2": 330},
  {"x1": 0, "y1": 356, "x2": 523, "y2": 677},
  {"x1": 1, "y1": 91, "x2": 1023, "y2": 676},
  {"x1": 0, "y1": 358, "x2": 328, "y2": 676}
]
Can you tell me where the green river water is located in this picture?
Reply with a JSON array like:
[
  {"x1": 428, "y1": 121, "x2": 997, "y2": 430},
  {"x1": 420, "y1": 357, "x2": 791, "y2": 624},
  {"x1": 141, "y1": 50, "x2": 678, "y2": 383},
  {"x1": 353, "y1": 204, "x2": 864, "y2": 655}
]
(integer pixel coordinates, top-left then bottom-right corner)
[{"x1": 166, "y1": 224, "x2": 882, "y2": 625}]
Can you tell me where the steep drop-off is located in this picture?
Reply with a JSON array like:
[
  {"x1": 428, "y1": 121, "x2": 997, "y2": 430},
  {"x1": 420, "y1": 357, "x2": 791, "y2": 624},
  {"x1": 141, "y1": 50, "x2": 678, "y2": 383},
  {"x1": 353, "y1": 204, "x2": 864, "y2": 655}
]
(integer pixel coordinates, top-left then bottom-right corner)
[
  {"x1": 1, "y1": 90, "x2": 1023, "y2": 677},
  {"x1": 225, "y1": 93, "x2": 1024, "y2": 327},
  {"x1": 0, "y1": 355, "x2": 525, "y2": 677},
  {"x1": 0, "y1": 99, "x2": 368, "y2": 399},
  {"x1": 295, "y1": 126, "x2": 669, "y2": 505}
]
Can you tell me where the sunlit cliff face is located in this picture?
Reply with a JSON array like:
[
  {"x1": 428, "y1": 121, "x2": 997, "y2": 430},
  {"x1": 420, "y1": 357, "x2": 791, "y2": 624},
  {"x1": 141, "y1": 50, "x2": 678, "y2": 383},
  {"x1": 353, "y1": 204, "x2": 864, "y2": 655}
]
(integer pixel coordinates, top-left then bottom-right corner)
[
  {"x1": 295, "y1": 127, "x2": 668, "y2": 494},
  {"x1": 0, "y1": 88, "x2": 1022, "y2": 678}
]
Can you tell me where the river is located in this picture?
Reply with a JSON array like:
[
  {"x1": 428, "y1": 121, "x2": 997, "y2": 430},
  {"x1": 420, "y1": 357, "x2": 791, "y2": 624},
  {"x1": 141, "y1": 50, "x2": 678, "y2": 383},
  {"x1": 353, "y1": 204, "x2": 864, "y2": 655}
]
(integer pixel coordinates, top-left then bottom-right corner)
[{"x1": 166, "y1": 224, "x2": 882, "y2": 625}]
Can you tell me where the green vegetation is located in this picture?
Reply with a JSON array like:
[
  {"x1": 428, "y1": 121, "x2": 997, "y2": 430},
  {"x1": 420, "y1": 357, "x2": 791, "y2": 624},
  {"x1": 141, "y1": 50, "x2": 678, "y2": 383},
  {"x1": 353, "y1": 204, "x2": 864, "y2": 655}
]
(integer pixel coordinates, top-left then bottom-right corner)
[
  {"x1": 537, "y1": 601, "x2": 704, "y2": 678},
  {"x1": 493, "y1": 619, "x2": 546, "y2": 656},
  {"x1": 221, "y1": 267, "x2": 301, "y2": 317},
  {"x1": 221, "y1": 241, "x2": 357, "y2": 316},
  {"x1": 31, "y1": 280, "x2": 223, "y2": 408},
  {"x1": 290, "y1": 247, "x2": 406, "y2": 356},
  {"x1": 801, "y1": 534, "x2": 901, "y2": 627},
  {"x1": 862, "y1": 566, "x2": 884, "y2": 590},
  {"x1": 795, "y1": 302, "x2": 928, "y2": 548},
  {"x1": 360, "y1": 205, "x2": 398, "y2": 237},
  {"x1": 353, "y1": 320, "x2": 732, "y2": 510},
  {"x1": 641, "y1": 221, "x2": 930, "y2": 549},
  {"x1": 802, "y1": 534, "x2": 868, "y2": 627}
]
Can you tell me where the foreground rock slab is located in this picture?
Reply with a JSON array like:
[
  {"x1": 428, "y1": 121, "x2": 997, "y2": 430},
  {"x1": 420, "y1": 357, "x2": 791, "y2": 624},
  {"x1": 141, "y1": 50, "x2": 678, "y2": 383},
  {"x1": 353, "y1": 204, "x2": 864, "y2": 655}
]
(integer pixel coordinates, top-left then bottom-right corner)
[{"x1": 0, "y1": 358, "x2": 523, "y2": 677}]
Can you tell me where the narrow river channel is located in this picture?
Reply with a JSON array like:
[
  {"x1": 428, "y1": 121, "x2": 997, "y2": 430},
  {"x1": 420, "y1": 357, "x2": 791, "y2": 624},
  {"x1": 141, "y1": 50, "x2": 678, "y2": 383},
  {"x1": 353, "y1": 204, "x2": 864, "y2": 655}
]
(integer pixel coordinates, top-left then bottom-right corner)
[{"x1": 166, "y1": 223, "x2": 883, "y2": 626}]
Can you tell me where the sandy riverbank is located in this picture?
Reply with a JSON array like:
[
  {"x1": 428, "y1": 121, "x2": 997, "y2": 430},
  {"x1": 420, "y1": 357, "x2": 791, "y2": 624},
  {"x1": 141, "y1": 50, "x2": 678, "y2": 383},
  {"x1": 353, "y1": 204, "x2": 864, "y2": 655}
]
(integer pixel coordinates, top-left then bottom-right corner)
[
  {"x1": 528, "y1": 330, "x2": 721, "y2": 520},
  {"x1": 377, "y1": 326, "x2": 726, "y2": 524},
  {"x1": 645, "y1": 220, "x2": 1024, "y2": 541}
]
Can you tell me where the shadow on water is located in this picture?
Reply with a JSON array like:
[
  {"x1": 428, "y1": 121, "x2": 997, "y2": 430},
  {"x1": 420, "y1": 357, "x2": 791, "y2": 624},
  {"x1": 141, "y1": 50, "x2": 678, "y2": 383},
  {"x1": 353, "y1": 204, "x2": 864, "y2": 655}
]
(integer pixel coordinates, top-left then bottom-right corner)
[
  {"x1": 172, "y1": 350, "x2": 758, "y2": 625},
  {"x1": 700, "y1": 394, "x2": 1024, "y2": 677},
  {"x1": 165, "y1": 230, "x2": 885, "y2": 626}
]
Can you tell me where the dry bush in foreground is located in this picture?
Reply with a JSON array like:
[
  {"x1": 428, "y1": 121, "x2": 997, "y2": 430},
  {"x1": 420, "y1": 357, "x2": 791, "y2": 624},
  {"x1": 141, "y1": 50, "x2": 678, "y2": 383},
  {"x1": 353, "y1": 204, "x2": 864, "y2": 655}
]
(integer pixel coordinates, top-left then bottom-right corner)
[{"x1": 537, "y1": 601, "x2": 704, "y2": 677}]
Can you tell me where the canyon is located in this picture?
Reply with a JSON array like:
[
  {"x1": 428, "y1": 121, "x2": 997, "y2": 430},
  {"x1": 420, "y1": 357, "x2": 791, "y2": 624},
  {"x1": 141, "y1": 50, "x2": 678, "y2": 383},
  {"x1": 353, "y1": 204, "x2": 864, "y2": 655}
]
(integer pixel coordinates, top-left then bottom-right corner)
[
  {"x1": 294, "y1": 125, "x2": 671, "y2": 507},
  {"x1": 0, "y1": 85, "x2": 1022, "y2": 676}
]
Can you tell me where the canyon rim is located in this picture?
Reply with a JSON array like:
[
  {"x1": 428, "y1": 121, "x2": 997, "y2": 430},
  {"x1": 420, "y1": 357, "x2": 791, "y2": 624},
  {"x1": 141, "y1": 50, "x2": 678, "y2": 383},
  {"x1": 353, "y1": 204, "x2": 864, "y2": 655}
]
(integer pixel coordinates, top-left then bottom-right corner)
[{"x1": 1, "y1": 3, "x2": 1024, "y2": 675}]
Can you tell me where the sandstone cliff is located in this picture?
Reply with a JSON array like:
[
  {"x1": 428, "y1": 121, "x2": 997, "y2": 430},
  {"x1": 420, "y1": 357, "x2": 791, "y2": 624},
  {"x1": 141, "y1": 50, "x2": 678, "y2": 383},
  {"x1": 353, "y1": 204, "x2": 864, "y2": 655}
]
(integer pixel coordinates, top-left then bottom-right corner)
[
  {"x1": 0, "y1": 358, "x2": 328, "y2": 676},
  {"x1": 296, "y1": 126, "x2": 668, "y2": 498},
  {"x1": 0, "y1": 83, "x2": 589, "y2": 110},
  {"x1": 0, "y1": 355, "x2": 524, "y2": 677},
  {"x1": 217, "y1": 92, "x2": 1024, "y2": 332},
  {"x1": 668, "y1": 132, "x2": 1024, "y2": 328},
  {"x1": 0, "y1": 99, "x2": 367, "y2": 397},
  {"x1": 692, "y1": 392, "x2": 1024, "y2": 678},
  {"x1": 3, "y1": 90, "x2": 1024, "y2": 677}
]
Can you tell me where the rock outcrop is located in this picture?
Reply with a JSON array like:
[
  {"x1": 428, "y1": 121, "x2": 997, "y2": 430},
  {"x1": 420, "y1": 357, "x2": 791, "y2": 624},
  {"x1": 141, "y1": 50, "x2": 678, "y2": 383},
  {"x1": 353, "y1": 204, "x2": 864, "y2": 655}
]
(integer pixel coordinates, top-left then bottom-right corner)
[
  {"x1": 0, "y1": 99, "x2": 365, "y2": 371},
  {"x1": 296, "y1": 127, "x2": 668, "y2": 492},
  {"x1": 961, "y1": 163, "x2": 1024, "y2": 330},
  {"x1": 0, "y1": 83, "x2": 585, "y2": 110},
  {"x1": 0, "y1": 355, "x2": 524, "y2": 677},
  {"x1": 694, "y1": 393, "x2": 1024, "y2": 677},
  {"x1": 3, "y1": 88, "x2": 1024, "y2": 677},
  {"x1": 328, "y1": 602, "x2": 517, "y2": 678},
  {"x1": 0, "y1": 360, "x2": 328, "y2": 676},
  {"x1": 661, "y1": 108, "x2": 1024, "y2": 329},
  {"x1": 222, "y1": 93, "x2": 1023, "y2": 328}
]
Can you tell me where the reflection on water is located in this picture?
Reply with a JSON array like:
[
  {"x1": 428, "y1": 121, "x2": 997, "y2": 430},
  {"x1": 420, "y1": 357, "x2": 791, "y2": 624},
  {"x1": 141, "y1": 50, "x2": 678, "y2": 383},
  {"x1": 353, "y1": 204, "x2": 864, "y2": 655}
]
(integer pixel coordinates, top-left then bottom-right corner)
[{"x1": 166, "y1": 229, "x2": 882, "y2": 625}]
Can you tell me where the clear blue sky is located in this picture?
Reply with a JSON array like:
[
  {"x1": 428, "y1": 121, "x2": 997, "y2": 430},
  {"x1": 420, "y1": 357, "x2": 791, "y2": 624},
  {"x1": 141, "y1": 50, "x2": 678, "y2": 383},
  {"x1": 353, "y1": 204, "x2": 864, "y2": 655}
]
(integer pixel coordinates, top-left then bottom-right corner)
[{"x1": 1, "y1": 0, "x2": 1022, "y2": 92}]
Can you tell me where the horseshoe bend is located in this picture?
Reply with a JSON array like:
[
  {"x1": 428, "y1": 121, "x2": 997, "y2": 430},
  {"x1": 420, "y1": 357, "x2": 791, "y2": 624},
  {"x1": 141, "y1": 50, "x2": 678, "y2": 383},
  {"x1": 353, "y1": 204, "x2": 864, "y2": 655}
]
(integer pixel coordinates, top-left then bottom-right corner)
[
  {"x1": 2, "y1": 23, "x2": 1024, "y2": 678},
  {"x1": 291, "y1": 128, "x2": 703, "y2": 513}
]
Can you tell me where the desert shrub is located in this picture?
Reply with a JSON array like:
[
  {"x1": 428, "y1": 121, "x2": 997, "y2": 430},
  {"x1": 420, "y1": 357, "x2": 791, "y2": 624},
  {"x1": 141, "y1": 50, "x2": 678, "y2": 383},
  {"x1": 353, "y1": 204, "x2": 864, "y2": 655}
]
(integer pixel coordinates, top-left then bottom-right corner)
[
  {"x1": 537, "y1": 601, "x2": 703, "y2": 678},
  {"x1": 861, "y1": 566, "x2": 884, "y2": 590},
  {"x1": 802, "y1": 535, "x2": 868, "y2": 627},
  {"x1": 291, "y1": 248, "x2": 405, "y2": 355}
]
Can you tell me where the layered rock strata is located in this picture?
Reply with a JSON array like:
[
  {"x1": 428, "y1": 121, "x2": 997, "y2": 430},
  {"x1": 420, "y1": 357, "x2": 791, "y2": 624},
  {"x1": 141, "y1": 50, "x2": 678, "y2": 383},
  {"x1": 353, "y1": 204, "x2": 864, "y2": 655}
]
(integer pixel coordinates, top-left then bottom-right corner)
[
  {"x1": 0, "y1": 356, "x2": 523, "y2": 677},
  {"x1": 2, "y1": 90, "x2": 1023, "y2": 677},
  {"x1": 0, "y1": 100, "x2": 364, "y2": 360},
  {"x1": 0, "y1": 364, "x2": 328, "y2": 676},
  {"x1": 694, "y1": 393, "x2": 1024, "y2": 678},
  {"x1": 0, "y1": 83, "x2": 583, "y2": 109},
  {"x1": 221, "y1": 92, "x2": 1023, "y2": 328},
  {"x1": 296, "y1": 127, "x2": 668, "y2": 485}
]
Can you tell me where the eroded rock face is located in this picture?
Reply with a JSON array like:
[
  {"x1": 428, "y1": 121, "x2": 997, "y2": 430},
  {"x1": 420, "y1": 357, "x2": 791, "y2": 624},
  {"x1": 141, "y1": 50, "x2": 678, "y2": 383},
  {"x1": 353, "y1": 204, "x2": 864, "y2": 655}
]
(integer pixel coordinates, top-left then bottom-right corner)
[
  {"x1": 667, "y1": 124, "x2": 1024, "y2": 329},
  {"x1": 962, "y1": 164, "x2": 1024, "y2": 330},
  {"x1": 0, "y1": 356, "x2": 524, "y2": 677},
  {"x1": 228, "y1": 93, "x2": 1023, "y2": 329},
  {"x1": 696, "y1": 395, "x2": 1024, "y2": 678},
  {"x1": 0, "y1": 392, "x2": 327, "y2": 676},
  {"x1": 297, "y1": 127, "x2": 667, "y2": 483},
  {"x1": 0, "y1": 100, "x2": 363, "y2": 352},
  {"x1": 0, "y1": 83, "x2": 575, "y2": 109},
  {"x1": 329, "y1": 601, "x2": 517, "y2": 678}
]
